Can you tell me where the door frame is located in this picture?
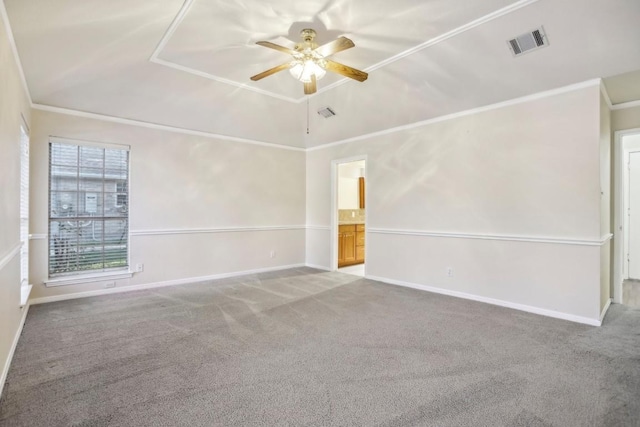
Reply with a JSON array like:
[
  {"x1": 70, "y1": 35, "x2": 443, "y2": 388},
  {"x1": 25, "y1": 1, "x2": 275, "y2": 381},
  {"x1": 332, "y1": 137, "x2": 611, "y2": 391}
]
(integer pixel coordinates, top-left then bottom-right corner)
[
  {"x1": 613, "y1": 128, "x2": 640, "y2": 303},
  {"x1": 330, "y1": 155, "x2": 367, "y2": 272}
]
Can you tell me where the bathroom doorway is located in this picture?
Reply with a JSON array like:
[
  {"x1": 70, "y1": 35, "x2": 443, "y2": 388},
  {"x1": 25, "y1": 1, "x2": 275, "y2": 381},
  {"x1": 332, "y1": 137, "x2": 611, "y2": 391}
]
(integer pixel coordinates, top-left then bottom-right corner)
[
  {"x1": 614, "y1": 129, "x2": 640, "y2": 305},
  {"x1": 332, "y1": 157, "x2": 366, "y2": 276}
]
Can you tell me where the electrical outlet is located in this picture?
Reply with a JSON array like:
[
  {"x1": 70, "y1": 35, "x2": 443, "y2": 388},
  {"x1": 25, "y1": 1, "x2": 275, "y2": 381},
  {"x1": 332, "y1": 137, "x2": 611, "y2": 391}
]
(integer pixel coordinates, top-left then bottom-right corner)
[
  {"x1": 135, "y1": 263, "x2": 144, "y2": 272},
  {"x1": 446, "y1": 267, "x2": 454, "y2": 277},
  {"x1": 270, "y1": 250, "x2": 276, "y2": 258},
  {"x1": 105, "y1": 281, "x2": 116, "y2": 288}
]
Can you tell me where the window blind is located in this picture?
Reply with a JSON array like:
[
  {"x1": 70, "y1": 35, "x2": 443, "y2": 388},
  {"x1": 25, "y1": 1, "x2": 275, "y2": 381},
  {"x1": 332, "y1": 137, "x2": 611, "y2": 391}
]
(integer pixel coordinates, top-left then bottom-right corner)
[
  {"x1": 19, "y1": 126, "x2": 29, "y2": 286},
  {"x1": 48, "y1": 139, "x2": 130, "y2": 277}
]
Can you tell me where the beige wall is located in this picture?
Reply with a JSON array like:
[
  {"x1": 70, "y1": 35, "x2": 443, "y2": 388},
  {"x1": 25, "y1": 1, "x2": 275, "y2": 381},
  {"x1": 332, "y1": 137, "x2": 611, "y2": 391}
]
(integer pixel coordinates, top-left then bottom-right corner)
[
  {"x1": 0, "y1": 10, "x2": 31, "y2": 395},
  {"x1": 612, "y1": 105, "x2": 640, "y2": 134},
  {"x1": 600, "y1": 92, "x2": 611, "y2": 312},
  {"x1": 307, "y1": 84, "x2": 607, "y2": 322},
  {"x1": 28, "y1": 110, "x2": 306, "y2": 300}
]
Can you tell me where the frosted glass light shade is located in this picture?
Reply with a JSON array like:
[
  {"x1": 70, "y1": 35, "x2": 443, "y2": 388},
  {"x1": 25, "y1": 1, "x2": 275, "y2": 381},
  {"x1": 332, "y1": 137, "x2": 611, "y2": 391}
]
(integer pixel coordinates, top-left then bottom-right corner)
[{"x1": 289, "y1": 60, "x2": 326, "y2": 83}]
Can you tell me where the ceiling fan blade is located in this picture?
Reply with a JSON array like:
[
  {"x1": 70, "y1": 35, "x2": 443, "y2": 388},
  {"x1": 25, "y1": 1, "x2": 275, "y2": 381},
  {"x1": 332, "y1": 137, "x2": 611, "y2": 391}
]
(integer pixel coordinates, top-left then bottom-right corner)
[
  {"x1": 256, "y1": 41, "x2": 296, "y2": 55},
  {"x1": 250, "y1": 62, "x2": 292, "y2": 81},
  {"x1": 314, "y1": 36, "x2": 355, "y2": 57},
  {"x1": 304, "y1": 74, "x2": 317, "y2": 95},
  {"x1": 324, "y1": 60, "x2": 368, "y2": 82}
]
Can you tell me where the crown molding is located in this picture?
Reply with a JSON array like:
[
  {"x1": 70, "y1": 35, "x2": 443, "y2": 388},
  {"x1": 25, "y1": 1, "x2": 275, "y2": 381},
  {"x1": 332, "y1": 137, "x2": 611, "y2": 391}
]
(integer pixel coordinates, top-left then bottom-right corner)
[
  {"x1": 612, "y1": 99, "x2": 640, "y2": 111},
  {"x1": 31, "y1": 104, "x2": 305, "y2": 152},
  {"x1": 308, "y1": 78, "x2": 602, "y2": 152},
  {"x1": 600, "y1": 80, "x2": 613, "y2": 110}
]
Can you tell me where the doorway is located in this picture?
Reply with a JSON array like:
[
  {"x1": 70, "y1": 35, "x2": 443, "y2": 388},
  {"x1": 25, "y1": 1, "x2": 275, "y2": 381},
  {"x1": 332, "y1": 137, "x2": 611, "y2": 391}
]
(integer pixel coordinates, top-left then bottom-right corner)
[
  {"x1": 614, "y1": 129, "x2": 640, "y2": 306},
  {"x1": 332, "y1": 157, "x2": 366, "y2": 276}
]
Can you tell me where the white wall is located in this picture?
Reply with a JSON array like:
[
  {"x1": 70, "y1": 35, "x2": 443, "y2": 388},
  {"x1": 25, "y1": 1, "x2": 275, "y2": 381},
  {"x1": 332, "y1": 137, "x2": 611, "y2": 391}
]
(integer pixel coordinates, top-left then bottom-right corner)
[
  {"x1": 338, "y1": 160, "x2": 364, "y2": 209},
  {"x1": 28, "y1": 110, "x2": 306, "y2": 300},
  {"x1": 0, "y1": 6, "x2": 31, "y2": 396},
  {"x1": 307, "y1": 84, "x2": 607, "y2": 323}
]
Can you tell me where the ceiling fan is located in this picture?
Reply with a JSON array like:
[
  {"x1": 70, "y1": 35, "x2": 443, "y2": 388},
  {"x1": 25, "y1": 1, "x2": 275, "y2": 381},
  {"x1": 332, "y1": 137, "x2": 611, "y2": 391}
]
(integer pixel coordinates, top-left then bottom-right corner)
[{"x1": 250, "y1": 29, "x2": 368, "y2": 95}]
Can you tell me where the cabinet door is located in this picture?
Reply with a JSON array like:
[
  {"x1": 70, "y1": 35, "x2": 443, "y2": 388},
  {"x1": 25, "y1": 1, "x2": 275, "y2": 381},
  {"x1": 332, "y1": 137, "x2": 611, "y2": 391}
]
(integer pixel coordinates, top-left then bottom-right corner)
[
  {"x1": 338, "y1": 233, "x2": 345, "y2": 263},
  {"x1": 343, "y1": 232, "x2": 356, "y2": 263}
]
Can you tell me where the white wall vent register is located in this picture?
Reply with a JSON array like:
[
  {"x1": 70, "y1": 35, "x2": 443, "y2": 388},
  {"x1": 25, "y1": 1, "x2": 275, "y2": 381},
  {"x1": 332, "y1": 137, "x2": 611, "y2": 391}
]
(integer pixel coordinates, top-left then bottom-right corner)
[
  {"x1": 508, "y1": 27, "x2": 549, "y2": 57},
  {"x1": 318, "y1": 106, "x2": 337, "y2": 118}
]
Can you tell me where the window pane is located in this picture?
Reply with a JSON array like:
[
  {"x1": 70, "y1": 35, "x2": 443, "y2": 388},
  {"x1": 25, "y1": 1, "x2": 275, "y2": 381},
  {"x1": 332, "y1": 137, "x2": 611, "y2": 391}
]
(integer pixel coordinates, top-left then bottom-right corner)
[
  {"x1": 49, "y1": 141, "x2": 129, "y2": 277},
  {"x1": 105, "y1": 149, "x2": 128, "y2": 170},
  {"x1": 50, "y1": 191, "x2": 79, "y2": 217},
  {"x1": 49, "y1": 220, "x2": 80, "y2": 274},
  {"x1": 51, "y1": 144, "x2": 78, "y2": 166},
  {"x1": 79, "y1": 146, "x2": 104, "y2": 169}
]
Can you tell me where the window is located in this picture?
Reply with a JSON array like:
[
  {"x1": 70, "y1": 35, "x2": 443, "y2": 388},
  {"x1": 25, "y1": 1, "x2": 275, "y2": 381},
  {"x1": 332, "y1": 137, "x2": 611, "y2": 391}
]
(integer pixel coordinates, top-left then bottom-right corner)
[
  {"x1": 48, "y1": 138, "x2": 130, "y2": 277},
  {"x1": 19, "y1": 124, "x2": 30, "y2": 304}
]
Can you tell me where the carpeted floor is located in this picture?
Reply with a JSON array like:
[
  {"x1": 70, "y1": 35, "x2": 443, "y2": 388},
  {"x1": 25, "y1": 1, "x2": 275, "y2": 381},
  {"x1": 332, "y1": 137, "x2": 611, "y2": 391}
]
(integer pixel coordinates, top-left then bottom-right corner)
[{"x1": 1, "y1": 267, "x2": 639, "y2": 426}]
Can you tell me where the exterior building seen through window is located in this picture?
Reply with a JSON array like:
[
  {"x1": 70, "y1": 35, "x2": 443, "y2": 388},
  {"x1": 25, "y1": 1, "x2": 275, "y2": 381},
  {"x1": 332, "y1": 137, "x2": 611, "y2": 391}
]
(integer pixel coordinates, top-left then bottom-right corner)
[{"x1": 48, "y1": 140, "x2": 129, "y2": 276}]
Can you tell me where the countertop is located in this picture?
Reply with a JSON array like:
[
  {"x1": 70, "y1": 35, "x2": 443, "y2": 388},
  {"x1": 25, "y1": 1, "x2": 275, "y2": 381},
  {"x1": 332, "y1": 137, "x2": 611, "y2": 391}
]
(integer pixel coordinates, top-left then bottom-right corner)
[{"x1": 338, "y1": 221, "x2": 365, "y2": 225}]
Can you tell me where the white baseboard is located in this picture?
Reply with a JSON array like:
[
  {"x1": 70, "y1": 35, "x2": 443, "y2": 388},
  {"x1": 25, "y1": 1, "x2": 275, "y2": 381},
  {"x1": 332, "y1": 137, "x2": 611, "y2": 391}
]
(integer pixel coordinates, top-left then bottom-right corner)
[
  {"x1": 305, "y1": 263, "x2": 332, "y2": 271},
  {"x1": 0, "y1": 303, "x2": 30, "y2": 399},
  {"x1": 600, "y1": 298, "x2": 612, "y2": 322},
  {"x1": 29, "y1": 263, "x2": 306, "y2": 305},
  {"x1": 366, "y1": 275, "x2": 602, "y2": 326}
]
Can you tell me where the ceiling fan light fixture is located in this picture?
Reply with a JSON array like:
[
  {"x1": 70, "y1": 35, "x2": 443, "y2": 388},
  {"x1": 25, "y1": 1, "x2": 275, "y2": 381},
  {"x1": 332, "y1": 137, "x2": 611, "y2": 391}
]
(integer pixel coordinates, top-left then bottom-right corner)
[
  {"x1": 251, "y1": 28, "x2": 367, "y2": 95},
  {"x1": 289, "y1": 59, "x2": 326, "y2": 83}
]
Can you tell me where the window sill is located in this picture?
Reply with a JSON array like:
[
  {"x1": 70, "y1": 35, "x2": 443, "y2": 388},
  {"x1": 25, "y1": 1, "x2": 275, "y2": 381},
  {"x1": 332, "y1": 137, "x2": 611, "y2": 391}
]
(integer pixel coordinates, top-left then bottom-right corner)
[
  {"x1": 45, "y1": 270, "x2": 134, "y2": 287},
  {"x1": 20, "y1": 284, "x2": 32, "y2": 307}
]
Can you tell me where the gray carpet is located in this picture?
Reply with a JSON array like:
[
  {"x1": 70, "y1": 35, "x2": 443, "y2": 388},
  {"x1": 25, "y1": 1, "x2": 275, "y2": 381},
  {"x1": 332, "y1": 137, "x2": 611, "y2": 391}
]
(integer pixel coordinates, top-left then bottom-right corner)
[{"x1": 1, "y1": 267, "x2": 639, "y2": 426}]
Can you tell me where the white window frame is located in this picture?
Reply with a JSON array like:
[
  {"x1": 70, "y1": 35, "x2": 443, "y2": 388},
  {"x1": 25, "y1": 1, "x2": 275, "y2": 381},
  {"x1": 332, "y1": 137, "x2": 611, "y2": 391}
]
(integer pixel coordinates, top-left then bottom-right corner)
[{"x1": 45, "y1": 137, "x2": 133, "y2": 286}]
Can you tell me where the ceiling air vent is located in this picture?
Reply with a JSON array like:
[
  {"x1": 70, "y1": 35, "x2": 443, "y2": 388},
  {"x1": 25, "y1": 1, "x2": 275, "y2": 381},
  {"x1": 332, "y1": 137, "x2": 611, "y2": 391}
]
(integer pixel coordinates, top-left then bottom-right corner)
[
  {"x1": 508, "y1": 27, "x2": 549, "y2": 57},
  {"x1": 317, "y1": 106, "x2": 336, "y2": 118}
]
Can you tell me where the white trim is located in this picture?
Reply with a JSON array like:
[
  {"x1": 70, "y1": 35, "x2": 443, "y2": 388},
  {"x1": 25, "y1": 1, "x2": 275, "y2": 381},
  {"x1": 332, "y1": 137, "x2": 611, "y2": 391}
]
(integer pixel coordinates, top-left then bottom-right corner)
[
  {"x1": 49, "y1": 136, "x2": 130, "y2": 151},
  {"x1": 150, "y1": 57, "x2": 301, "y2": 104},
  {"x1": 149, "y1": 0, "x2": 194, "y2": 61},
  {"x1": 614, "y1": 129, "x2": 640, "y2": 302},
  {"x1": 0, "y1": 243, "x2": 21, "y2": 272},
  {"x1": 31, "y1": 104, "x2": 305, "y2": 152},
  {"x1": 367, "y1": 275, "x2": 601, "y2": 326},
  {"x1": 612, "y1": 100, "x2": 640, "y2": 111},
  {"x1": 305, "y1": 263, "x2": 331, "y2": 271},
  {"x1": 130, "y1": 225, "x2": 306, "y2": 236},
  {"x1": 20, "y1": 284, "x2": 32, "y2": 307},
  {"x1": 308, "y1": 79, "x2": 602, "y2": 151},
  {"x1": 331, "y1": 156, "x2": 368, "y2": 272},
  {"x1": 45, "y1": 270, "x2": 134, "y2": 287},
  {"x1": 0, "y1": 0, "x2": 32, "y2": 105},
  {"x1": 0, "y1": 303, "x2": 30, "y2": 399},
  {"x1": 30, "y1": 263, "x2": 305, "y2": 305},
  {"x1": 150, "y1": 0, "x2": 539, "y2": 104},
  {"x1": 28, "y1": 234, "x2": 47, "y2": 240},
  {"x1": 305, "y1": 225, "x2": 331, "y2": 231},
  {"x1": 148, "y1": 0, "x2": 300, "y2": 103},
  {"x1": 600, "y1": 298, "x2": 612, "y2": 323},
  {"x1": 368, "y1": 228, "x2": 612, "y2": 247},
  {"x1": 20, "y1": 113, "x2": 30, "y2": 134},
  {"x1": 600, "y1": 81, "x2": 613, "y2": 110},
  {"x1": 313, "y1": 0, "x2": 541, "y2": 98}
]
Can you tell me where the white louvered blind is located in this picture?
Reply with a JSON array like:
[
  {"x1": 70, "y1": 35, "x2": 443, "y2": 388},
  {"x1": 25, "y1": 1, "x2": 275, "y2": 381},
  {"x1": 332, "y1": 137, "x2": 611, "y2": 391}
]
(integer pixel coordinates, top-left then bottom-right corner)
[
  {"x1": 19, "y1": 126, "x2": 29, "y2": 286},
  {"x1": 48, "y1": 139, "x2": 130, "y2": 277}
]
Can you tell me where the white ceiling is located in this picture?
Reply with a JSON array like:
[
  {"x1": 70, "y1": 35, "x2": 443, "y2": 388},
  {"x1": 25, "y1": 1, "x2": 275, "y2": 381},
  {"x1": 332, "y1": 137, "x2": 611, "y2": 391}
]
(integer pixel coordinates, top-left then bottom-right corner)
[{"x1": 4, "y1": 0, "x2": 640, "y2": 149}]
